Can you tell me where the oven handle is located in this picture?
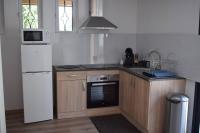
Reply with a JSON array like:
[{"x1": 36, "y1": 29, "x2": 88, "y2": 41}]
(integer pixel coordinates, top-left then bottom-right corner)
[{"x1": 91, "y1": 82, "x2": 117, "y2": 86}]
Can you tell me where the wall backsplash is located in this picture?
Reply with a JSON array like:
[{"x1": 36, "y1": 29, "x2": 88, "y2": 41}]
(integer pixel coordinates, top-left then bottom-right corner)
[
  {"x1": 52, "y1": 33, "x2": 137, "y2": 65},
  {"x1": 137, "y1": 34, "x2": 200, "y2": 82}
]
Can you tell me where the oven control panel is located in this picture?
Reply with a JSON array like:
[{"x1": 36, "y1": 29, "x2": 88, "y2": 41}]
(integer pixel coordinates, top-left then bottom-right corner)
[{"x1": 87, "y1": 74, "x2": 119, "y2": 82}]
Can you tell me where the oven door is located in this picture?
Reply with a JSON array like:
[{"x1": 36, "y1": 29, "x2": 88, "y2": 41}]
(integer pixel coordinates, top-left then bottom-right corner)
[{"x1": 87, "y1": 81, "x2": 119, "y2": 108}]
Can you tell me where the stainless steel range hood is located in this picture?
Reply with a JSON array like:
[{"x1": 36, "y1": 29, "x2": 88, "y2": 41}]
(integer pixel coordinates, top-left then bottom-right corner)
[{"x1": 80, "y1": 0, "x2": 118, "y2": 30}]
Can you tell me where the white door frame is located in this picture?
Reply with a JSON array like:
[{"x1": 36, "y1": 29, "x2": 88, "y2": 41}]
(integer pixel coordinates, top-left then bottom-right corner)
[{"x1": 0, "y1": 36, "x2": 6, "y2": 133}]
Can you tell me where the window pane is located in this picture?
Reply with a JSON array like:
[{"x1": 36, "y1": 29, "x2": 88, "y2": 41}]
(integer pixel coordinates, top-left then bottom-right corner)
[
  {"x1": 22, "y1": 0, "x2": 39, "y2": 29},
  {"x1": 58, "y1": 0, "x2": 73, "y2": 31}
]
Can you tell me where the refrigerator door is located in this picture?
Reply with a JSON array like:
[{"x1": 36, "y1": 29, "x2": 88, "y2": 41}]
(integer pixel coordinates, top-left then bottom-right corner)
[
  {"x1": 21, "y1": 45, "x2": 52, "y2": 72},
  {"x1": 22, "y1": 72, "x2": 53, "y2": 123}
]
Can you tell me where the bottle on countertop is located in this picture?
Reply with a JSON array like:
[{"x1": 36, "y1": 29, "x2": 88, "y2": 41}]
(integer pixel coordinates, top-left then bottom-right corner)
[
  {"x1": 120, "y1": 58, "x2": 124, "y2": 65},
  {"x1": 134, "y1": 54, "x2": 139, "y2": 65},
  {"x1": 119, "y1": 53, "x2": 124, "y2": 65},
  {"x1": 136, "y1": 53, "x2": 150, "y2": 68}
]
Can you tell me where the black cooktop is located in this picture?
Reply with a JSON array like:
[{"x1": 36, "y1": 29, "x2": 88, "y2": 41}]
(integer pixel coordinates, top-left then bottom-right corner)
[
  {"x1": 56, "y1": 65, "x2": 82, "y2": 69},
  {"x1": 82, "y1": 64, "x2": 119, "y2": 69}
]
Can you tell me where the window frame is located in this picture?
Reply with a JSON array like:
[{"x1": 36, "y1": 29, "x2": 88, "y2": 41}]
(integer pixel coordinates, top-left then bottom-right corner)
[
  {"x1": 19, "y1": 0, "x2": 43, "y2": 29},
  {"x1": 55, "y1": 0, "x2": 78, "y2": 33}
]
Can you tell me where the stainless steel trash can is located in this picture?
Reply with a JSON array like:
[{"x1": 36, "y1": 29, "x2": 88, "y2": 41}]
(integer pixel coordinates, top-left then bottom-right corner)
[{"x1": 166, "y1": 93, "x2": 189, "y2": 133}]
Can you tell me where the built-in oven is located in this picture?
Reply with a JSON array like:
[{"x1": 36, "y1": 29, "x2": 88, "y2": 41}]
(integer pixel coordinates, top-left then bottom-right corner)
[{"x1": 87, "y1": 74, "x2": 119, "y2": 109}]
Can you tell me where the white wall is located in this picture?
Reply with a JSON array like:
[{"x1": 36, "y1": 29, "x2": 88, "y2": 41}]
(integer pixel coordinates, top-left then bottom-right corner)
[
  {"x1": 2, "y1": 0, "x2": 137, "y2": 110},
  {"x1": 136, "y1": 0, "x2": 200, "y2": 81},
  {"x1": 137, "y1": 0, "x2": 199, "y2": 34},
  {"x1": 104, "y1": 0, "x2": 138, "y2": 34},
  {"x1": 137, "y1": 34, "x2": 200, "y2": 82},
  {"x1": 2, "y1": 0, "x2": 23, "y2": 110},
  {"x1": 136, "y1": 0, "x2": 200, "y2": 86},
  {"x1": 0, "y1": 0, "x2": 4, "y2": 34},
  {"x1": 52, "y1": 33, "x2": 91, "y2": 65},
  {"x1": 52, "y1": 33, "x2": 137, "y2": 65},
  {"x1": 104, "y1": 33, "x2": 136, "y2": 63},
  {"x1": 0, "y1": 36, "x2": 6, "y2": 133}
]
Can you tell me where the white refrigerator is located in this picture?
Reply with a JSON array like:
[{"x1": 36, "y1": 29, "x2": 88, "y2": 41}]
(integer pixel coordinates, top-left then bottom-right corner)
[{"x1": 21, "y1": 45, "x2": 53, "y2": 123}]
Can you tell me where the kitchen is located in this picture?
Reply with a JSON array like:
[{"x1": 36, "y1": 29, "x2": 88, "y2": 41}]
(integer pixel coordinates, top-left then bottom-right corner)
[{"x1": 0, "y1": 0, "x2": 200, "y2": 133}]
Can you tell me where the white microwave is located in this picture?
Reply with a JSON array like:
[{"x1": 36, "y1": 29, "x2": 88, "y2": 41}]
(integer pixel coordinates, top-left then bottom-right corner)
[{"x1": 21, "y1": 29, "x2": 50, "y2": 44}]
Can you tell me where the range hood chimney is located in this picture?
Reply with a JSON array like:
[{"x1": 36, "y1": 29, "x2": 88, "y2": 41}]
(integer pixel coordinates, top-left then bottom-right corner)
[{"x1": 80, "y1": 0, "x2": 118, "y2": 30}]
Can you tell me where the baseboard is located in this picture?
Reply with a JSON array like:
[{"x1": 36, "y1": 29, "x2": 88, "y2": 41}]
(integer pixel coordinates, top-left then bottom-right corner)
[
  {"x1": 5, "y1": 109, "x2": 23, "y2": 115},
  {"x1": 87, "y1": 106, "x2": 120, "y2": 117}
]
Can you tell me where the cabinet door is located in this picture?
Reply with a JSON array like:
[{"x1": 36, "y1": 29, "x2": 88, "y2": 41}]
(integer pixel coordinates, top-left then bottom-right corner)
[
  {"x1": 120, "y1": 71, "x2": 132, "y2": 114},
  {"x1": 132, "y1": 76, "x2": 149, "y2": 129},
  {"x1": 148, "y1": 80, "x2": 186, "y2": 133},
  {"x1": 57, "y1": 80, "x2": 86, "y2": 114}
]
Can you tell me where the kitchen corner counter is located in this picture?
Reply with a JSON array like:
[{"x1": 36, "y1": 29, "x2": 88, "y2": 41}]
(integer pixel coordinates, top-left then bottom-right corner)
[
  {"x1": 53, "y1": 64, "x2": 185, "y2": 81},
  {"x1": 54, "y1": 64, "x2": 186, "y2": 133}
]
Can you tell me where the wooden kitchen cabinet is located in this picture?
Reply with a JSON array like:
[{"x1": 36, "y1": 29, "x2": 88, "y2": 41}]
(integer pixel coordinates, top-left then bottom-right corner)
[
  {"x1": 132, "y1": 76, "x2": 149, "y2": 129},
  {"x1": 120, "y1": 72, "x2": 149, "y2": 130},
  {"x1": 147, "y1": 80, "x2": 186, "y2": 133},
  {"x1": 119, "y1": 71, "x2": 132, "y2": 114},
  {"x1": 55, "y1": 69, "x2": 185, "y2": 133},
  {"x1": 120, "y1": 71, "x2": 185, "y2": 133},
  {"x1": 56, "y1": 71, "x2": 87, "y2": 119}
]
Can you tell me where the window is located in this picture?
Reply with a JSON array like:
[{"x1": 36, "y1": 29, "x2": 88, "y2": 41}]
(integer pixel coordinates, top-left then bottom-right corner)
[
  {"x1": 21, "y1": 0, "x2": 41, "y2": 29},
  {"x1": 57, "y1": 0, "x2": 73, "y2": 31}
]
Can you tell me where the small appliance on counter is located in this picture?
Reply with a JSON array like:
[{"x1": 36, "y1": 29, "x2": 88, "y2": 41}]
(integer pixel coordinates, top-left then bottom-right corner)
[
  {"x1": 123, "y1": 48, "x2": 134, "y2": 67},
  {"x1": 138, "y1": 60, "x2": 150, "y2": 68},
  {"x1": 134, "y1": 54, "x2": 139, "y2": 64}
]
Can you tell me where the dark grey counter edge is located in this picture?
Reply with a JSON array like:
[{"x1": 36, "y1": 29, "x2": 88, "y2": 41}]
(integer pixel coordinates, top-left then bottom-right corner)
[{"x1": 53, "y1": 65, "x2": 185, "y2": 81}]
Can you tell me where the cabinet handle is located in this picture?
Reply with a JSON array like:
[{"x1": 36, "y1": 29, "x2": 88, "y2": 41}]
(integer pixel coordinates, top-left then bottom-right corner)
[
  {"x1": 69, "y1": 74, "x2": 77, "y2": 77},
  {"x1": 133, "y1": 78, "x2": 136, "y2": 88},
  {"x1": 82, "y1": 80, "x2": 86, "y2": 91},
  {"x1": 130, "y1": 77, "x2": 132, "y2": 86}
]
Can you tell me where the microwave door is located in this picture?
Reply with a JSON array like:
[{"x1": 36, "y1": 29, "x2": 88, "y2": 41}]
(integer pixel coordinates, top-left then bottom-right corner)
[
  {"x1": 22, "y1": 29, "x2": 50, "y2": 44},
  {"x1": 24, "y1": 31, "x2": 43, "y2": 41}
]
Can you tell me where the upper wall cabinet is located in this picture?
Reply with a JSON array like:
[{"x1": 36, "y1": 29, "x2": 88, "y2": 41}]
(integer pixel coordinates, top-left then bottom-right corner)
[{"x1": 0, "y1": 0, "x2": 4, "y2": 34}]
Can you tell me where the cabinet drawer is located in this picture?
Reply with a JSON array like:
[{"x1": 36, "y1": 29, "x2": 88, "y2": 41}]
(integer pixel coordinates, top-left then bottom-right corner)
[
  {"x1": 57, "y1": 71, "x2": 86, "y2": 81},
  {"x1": 87, "y1": 70, "x2": 119, "y2": 76}
]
